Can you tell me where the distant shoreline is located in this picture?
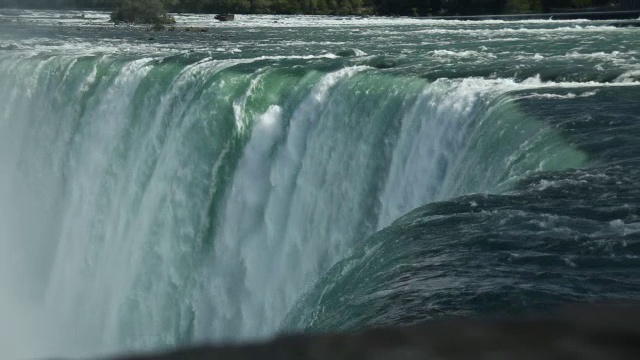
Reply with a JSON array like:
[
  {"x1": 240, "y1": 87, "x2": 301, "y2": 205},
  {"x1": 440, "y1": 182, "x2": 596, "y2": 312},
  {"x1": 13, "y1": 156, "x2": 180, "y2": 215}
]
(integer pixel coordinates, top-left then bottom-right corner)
[
  {"x1": 1, "y1": 7, "x2": 639, "y2": 22},
  {"x1": 427, "y1": 10, "x2": 640, "y2": 21}
]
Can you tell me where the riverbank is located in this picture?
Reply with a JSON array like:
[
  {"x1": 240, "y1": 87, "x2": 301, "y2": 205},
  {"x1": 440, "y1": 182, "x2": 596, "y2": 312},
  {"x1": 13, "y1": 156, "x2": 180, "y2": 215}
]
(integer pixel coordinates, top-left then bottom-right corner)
[{"x1": 429, "y1": 9, "x2": 640, "y2": 21}]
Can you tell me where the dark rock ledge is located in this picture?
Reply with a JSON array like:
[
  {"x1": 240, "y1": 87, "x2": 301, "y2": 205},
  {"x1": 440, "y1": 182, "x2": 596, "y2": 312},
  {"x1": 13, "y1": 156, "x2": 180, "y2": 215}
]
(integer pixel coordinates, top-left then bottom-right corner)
[{"x1": 115, "y1": 303, "x2": 640, "y2": 360}]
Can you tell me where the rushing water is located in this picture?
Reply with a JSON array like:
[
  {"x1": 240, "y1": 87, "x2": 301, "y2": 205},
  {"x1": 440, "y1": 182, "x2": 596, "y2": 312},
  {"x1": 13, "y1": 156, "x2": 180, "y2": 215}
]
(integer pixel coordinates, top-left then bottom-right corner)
[{"x1": 0, "y1": 9, "x2": 639, "y2": 359}]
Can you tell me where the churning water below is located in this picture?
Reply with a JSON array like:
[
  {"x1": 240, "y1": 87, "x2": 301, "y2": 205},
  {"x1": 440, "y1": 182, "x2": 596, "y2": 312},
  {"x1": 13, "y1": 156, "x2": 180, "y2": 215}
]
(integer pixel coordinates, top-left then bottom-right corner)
[{"x1": 0, "y1": 10, "x2": 639, "y2": 359}]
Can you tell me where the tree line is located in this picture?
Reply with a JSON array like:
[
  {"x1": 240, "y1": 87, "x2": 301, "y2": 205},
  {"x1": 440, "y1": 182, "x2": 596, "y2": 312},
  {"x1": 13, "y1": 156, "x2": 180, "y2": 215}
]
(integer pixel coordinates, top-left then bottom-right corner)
[{"x1": 0, "y1": 0, "x2": 622, "y2": 16}]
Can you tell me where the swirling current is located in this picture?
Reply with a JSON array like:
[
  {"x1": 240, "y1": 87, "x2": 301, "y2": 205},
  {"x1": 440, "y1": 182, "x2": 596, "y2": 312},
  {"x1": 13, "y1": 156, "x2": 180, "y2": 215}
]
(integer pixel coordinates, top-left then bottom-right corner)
[{"x1": 0, "y1": 10, "x2": 639, "y2": 359}]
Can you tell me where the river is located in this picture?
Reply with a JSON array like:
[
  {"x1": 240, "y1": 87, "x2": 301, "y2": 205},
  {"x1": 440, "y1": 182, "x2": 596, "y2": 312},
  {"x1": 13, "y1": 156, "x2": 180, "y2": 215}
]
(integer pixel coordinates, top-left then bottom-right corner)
[{"x1": 0, "y1": 9, "x2": 639, "y2": 359}]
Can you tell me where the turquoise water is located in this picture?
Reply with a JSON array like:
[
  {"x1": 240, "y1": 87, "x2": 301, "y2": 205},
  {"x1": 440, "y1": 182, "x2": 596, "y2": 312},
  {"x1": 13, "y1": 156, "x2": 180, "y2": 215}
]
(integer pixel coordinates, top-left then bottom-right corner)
[{"x1": 0, "y1": 10, "x2": 639, "y2": 359}]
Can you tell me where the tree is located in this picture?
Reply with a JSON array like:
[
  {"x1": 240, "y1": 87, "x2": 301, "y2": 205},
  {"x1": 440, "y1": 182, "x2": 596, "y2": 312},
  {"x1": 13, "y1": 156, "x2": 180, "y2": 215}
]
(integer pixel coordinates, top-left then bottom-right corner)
[{"x1": 5, "y1": 0, "x2": 608, "y2": 15}]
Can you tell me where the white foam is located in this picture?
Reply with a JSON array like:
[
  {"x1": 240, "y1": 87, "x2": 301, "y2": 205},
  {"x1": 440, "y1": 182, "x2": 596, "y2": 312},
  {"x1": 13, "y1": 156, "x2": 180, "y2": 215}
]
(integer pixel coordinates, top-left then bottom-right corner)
[
  {"x1": 614, "y1": 70, "x2": 640, "y2": 83},
  {"x1": 515, "y1": 90, "x2": 599, "y2": 100},
  {"x1": 428, "y1": 49, "x2": 497, "y2": 59}
]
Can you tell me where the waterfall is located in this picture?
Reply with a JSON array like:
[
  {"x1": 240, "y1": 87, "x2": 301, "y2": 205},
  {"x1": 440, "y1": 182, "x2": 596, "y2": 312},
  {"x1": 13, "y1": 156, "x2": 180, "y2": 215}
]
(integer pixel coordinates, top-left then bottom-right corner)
[{"x1": 0, "y1": 53, "x2": 586, "y2": 358}]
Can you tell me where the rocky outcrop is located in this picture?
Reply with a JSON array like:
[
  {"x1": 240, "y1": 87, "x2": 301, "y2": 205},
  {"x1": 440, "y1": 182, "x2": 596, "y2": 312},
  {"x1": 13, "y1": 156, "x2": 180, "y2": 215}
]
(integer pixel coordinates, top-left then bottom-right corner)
[{"x1": 117, "y1": 303, "x2": 640, "y2": 360}]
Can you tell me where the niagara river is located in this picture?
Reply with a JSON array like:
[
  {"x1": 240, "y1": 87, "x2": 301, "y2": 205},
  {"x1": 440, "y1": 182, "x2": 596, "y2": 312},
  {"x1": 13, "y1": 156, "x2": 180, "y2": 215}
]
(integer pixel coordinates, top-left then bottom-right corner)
[{"x1": 0, "y1": 9, "x2": 639, "y2": 359}]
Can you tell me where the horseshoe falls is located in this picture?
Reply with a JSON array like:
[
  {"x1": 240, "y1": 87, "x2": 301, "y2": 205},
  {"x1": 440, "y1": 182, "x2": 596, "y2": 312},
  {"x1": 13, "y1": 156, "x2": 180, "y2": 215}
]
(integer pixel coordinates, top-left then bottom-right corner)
[{"x1": 1, "y1": 10, "x2": 640, "y2": 359}]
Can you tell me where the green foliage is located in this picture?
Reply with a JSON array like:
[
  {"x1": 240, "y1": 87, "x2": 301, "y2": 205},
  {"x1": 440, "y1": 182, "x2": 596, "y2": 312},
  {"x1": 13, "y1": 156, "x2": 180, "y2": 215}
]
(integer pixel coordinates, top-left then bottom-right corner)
[
  {"x1": 0, "y1": 0, "x2": 621, "y2": 16},
  {"x1": 506, "y1": 0, "x2": 602, "y2": 13},
  {"x1": 506, "y1": 0, "x2": 542, "y2": 13}
]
